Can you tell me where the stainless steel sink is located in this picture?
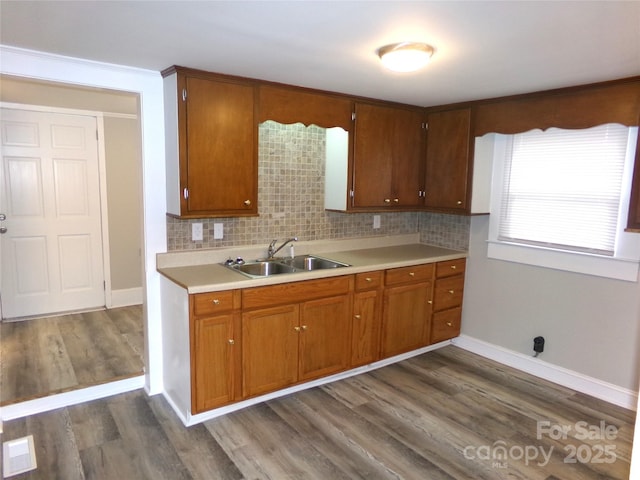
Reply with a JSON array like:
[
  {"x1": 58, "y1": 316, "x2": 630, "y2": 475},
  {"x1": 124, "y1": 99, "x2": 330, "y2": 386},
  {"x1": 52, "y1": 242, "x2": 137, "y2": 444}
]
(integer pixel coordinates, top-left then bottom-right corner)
[
  {"x1": 281, "y1": 255, "x2": 350, "y2": 271},
  {"x1": 223, "y1": 254, "x2": 349, "y2": 278}
]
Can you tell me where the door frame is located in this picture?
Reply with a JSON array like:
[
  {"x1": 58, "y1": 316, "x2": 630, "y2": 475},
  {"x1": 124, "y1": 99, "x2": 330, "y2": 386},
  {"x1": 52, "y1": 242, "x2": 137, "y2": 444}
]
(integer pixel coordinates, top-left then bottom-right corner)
[{"x1": 0, "y1": 101, "x2": 113, "y2": 314}]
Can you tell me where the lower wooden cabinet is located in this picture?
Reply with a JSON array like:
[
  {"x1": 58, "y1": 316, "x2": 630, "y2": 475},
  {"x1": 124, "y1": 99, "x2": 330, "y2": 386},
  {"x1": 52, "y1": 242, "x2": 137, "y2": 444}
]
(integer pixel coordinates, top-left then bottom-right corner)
[
  {"x1": 184, "y1": 257, "x2": 466, "y2": 415},
  {"x1": 351, "y1": 271, "x2": 384, "y2": 367},
  {"x1": 430, "y1": 258, "x2": 466, "y2": 342},
  {"x1": 381, "y1": 263, "x2": 435, "y2": 357},
  {"x1": 190, "y1": 290, "x2": 241, "y2": 414},
  {"x1": 241, "y1": 276, "x2": 353, "y2": 398}
]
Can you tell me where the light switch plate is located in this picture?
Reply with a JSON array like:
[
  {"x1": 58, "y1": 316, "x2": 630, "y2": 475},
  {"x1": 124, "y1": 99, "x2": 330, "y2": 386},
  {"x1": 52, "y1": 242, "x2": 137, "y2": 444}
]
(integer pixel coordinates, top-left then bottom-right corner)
[
  {"x1": 213, "y1": 223, "x2": 223, "y2": 239},
  {"x1": 373, "y1": 215, "x2": 381, "y2": 229},
  {"x1": 192, "y1": 223, "x2": 203, "y2": 241}
]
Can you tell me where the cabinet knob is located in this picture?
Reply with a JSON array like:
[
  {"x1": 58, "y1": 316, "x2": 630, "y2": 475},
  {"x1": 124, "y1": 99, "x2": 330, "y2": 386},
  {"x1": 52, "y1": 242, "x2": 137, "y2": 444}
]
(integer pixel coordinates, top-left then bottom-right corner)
[
  {"x1": 244, "y1": 199, "x2": 252, "y2": 206},
  {"x1": 450, "y1": 265, "x2": 457, "y2": 270},
  {"x1": 365, "y1": 277, "x2": 372, "y2": 282},
  {"x1": 384, "y1": 198, "x2": 391, "y2": 204},
  {"x1": 448, "y1": 290, "x2": 455, "y2": 295},
  {"x1": 354, "y1": 314, "x2": 362, "y2": 319},
  {"x1": 212, "y1": 299, "x2": 220, "y2": 305},
  {"x1": 428, "y1": 300, "x2": 433, "y2": 304},
  {"x1": 228, "y1": 339, "x2": 235, "y2": 345},
  {"x1": 446, "y1": 322, "x2": 453, "y2": 327},
  {"x1": 409, "y1": 272, "x2": 415, "y2": 277},
  {"x1": 393, "y1": 198, "x2": 399, "y2": 203},
  {"x1": 294, "y1": 326, "x2": 301, "y2": 332},
  {"x1": 456, "y1": 200, "x2": 463, "y2": 205},
  {"x1": 301, "y1": 325, "x2": 308, "y2": 331}
]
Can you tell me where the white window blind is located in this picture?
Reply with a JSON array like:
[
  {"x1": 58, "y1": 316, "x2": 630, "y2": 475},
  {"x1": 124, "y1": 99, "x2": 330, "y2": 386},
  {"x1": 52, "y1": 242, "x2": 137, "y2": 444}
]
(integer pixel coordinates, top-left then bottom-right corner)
[{"x1": 498, "y1": 124, "x2": 630, "y2": 256}]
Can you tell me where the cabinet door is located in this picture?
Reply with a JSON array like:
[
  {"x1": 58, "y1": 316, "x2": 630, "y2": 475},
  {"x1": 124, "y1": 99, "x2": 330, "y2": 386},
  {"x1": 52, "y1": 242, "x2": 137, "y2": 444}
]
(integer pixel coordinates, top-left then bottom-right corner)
[
  {"x1": 381, "y1": 282, "x2": 432, "y2": 357},
  {"x1": 299, "y1": 295, "x2": 352, "y2": 381},
  {"x1": 353, "y1": 103, "x2": 424, "y2": 208},
  {"x1": 193, "y1": 313, "x2": 236, "y2": 413},
  {"x1": 392, "y1": 108, "x2": 424, "y2": 207},
  {"x1": 352, "y1": 103, "x2": 394, "y2": 207},
  {"x1": 242, "y1": 304, "x2": 299, "y2": 398},
  {"x1": 424, "y1": 108, "x2": 472, "y2": 211},
  {"x1": 351, "y1": 289, "x2": 382, "y2": 367},
  {"x1": 431, "y1": 307, "x2": 462, "y2": 344},
  {"x1": 184, "y1": 75, "x2": 257, "y2": 216}
]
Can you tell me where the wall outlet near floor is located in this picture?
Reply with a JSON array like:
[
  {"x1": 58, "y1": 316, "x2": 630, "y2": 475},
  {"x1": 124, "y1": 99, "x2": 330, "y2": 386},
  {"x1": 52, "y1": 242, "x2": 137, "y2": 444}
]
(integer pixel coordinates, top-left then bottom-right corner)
[
  {"x1": 373, "y1": 215, "x2": 381, "y2": 229},
  {"x1": 213, "y1": 223, "x2": 224, "y2": 240},
  {"x1": 192, "y1": 223, "x2": 203, "y2": 241}
]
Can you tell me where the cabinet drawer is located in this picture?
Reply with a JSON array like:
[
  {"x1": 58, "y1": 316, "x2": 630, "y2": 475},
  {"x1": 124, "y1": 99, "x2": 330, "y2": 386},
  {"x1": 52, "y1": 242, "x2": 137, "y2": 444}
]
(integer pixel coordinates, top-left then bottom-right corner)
[
  {"x1": 355, "y1": 271, "x2": 384, "y2": 291},
  {"x1": 242, "y1": 275, "x2": 353, "y2": 310},
  {"x1": 192, "y1": 290, "x2": 239, "y2": 316},
  {"x1": 436, "y1": 258, "x2": 466, "y2": 278},
  {"x1": 385, "y1": 263, "x2": 434, "y2": 286},
  {"x1": 431, "y1": 308, "x2": 461, "y2": 343},
  {"x1": 433, "y1": 275, "x2": 464, "y2": 311}
]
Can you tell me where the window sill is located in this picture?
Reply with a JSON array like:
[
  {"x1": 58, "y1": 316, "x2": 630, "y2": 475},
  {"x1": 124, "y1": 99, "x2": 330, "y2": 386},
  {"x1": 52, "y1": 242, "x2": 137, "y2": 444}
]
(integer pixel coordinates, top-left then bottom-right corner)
[{"x1": 487, "y1": 241, "x2": 639, "y2": 282}]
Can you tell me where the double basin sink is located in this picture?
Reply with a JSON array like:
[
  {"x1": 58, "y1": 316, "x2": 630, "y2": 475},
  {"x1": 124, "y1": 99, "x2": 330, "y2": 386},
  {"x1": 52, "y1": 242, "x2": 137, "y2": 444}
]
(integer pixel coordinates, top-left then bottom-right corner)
[{"x1": 224, "y1": 254, "x2": 350, "y2": 278}]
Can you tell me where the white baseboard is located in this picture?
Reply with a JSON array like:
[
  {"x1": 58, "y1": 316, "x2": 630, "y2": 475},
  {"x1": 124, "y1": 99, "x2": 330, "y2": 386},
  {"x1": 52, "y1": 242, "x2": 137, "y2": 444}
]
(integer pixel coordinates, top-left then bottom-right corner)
[
  {"x1": 111, "y1": 287, "x2": 143, "y2": 308},
  {"x1": 452, "y1": 335, "x2": 638, "y2": 411},
  {"x1": 0, "y1": 375, "x2": 145, "y2": 421}
]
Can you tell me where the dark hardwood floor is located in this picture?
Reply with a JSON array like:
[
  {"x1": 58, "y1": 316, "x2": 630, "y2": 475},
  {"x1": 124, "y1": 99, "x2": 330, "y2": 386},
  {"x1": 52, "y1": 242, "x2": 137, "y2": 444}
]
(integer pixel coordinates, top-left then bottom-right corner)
[
  {"x1": 1, "y1": 346, "x2": 634, "y2": 479},
  {"x1": 0, "y1": 306, "x2": 144, "y2": 405}
]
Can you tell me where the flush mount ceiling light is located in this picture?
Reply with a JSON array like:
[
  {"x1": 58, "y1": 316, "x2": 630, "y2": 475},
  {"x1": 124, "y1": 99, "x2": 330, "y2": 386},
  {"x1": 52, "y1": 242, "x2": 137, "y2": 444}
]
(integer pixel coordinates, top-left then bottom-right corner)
[{"x1": 377, "y1": 42, "x2": 435, "y2": 73}]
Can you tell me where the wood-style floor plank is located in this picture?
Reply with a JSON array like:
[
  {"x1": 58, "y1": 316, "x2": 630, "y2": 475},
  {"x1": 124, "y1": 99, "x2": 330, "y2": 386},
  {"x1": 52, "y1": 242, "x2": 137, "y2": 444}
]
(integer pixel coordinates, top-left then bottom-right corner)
[
  {"x1": 0, "y1": 346, "x2": 633, "y2": 479},
  {"x1": 0, "y1": 305, "x2": 144, "y2": 405}
]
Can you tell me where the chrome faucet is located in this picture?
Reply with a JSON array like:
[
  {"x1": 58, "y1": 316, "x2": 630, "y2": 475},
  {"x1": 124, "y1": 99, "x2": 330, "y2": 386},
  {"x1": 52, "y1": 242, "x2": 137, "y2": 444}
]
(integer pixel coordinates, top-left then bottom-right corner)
[{"x1": 268, "y1": 237, "x2": 298, "y2": 258}]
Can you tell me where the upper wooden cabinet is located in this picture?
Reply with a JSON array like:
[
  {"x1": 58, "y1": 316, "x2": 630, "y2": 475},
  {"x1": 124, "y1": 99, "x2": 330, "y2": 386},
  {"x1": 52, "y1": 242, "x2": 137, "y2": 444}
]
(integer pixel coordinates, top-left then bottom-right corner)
[
  {"x1": 352, "y1": 103, "x2": 424, "y2": 209},
  {"x1": 163, "y1": 67, "x2": 258, "y2": 218},
  {"x1": 423, "y1": 108, "x2": 473, "y2": 213}
]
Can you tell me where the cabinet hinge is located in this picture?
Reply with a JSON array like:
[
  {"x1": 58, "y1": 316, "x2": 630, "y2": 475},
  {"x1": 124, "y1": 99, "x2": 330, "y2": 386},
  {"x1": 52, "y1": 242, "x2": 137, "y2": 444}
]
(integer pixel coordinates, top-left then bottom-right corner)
[
  {"x1": 423, "y1": 122, "x2": 428, "y2": 130},
  {"x1": 183, "y1": 187, "x2": 189, "y2": 199},
  {"x1": 349, "y1": 189, "x2": 354, "y2": 198},
  {"x1": 351, "y1": 112, "x2": 356, "y2": 121},
  {"x1": 182, "y1": 88, "x2": 187, "y2": 102}
]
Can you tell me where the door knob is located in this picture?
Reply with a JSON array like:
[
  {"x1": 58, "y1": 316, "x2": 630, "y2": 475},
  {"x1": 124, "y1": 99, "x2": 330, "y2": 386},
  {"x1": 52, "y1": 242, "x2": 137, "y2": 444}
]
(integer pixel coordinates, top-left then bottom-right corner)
[{"x1": 0, "y1": 213, "x2": 6, "y2": 234}]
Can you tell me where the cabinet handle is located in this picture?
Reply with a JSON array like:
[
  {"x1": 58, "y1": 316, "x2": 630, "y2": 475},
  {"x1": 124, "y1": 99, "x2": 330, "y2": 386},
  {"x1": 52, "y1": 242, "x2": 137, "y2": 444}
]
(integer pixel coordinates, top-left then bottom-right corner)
[
  {"x1": 354, "y1": 314, "x2": 361, "y2": 319},
  {"x1": 228, "y1": 339, "x2": 235, "y2": 345},
  {"x1": 446, "y1": 322, "x2": 453, "y2": 327},
  {"x1": 384, "y1": 198, "x2": 391, "y2": 204},
  {"x1": 212, "y1": 299, "x2": 220, "y2": 305},
  {"x1": 448, "y1": 290, "x2": 455, "y2": 294},
  {"x1": 409, "y1": 272, "x2": 415, "y2": 277},
  {"x1": 243, "y1": 199, "x2": 252, "y2": 206}
]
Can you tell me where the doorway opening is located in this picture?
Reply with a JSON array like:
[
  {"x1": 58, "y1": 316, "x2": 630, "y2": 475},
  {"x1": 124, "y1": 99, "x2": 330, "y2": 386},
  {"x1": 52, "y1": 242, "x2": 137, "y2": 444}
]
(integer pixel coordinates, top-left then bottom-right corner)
[{"x1": 0, "y1": 75, "x2": 145, "y2": 405}]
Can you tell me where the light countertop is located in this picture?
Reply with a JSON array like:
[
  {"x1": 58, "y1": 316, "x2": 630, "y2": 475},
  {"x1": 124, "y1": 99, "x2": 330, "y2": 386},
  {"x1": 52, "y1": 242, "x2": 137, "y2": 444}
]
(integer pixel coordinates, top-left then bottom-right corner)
[{"x1": 158, "y1": 242, "x2": 466, "y2": 294}]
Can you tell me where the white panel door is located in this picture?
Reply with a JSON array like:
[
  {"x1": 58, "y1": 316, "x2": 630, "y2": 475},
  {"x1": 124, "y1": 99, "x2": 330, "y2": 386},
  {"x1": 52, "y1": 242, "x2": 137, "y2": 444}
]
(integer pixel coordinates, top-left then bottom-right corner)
[{"x1": 0, "y1": 108, "x2": 105, "y2": 318}]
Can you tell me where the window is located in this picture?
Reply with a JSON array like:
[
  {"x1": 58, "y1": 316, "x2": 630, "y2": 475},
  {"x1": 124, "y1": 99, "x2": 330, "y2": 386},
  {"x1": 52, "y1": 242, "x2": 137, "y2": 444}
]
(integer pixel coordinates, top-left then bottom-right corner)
[{"x1": 488, "y1": 124, "x2": 640, "y2": 281}]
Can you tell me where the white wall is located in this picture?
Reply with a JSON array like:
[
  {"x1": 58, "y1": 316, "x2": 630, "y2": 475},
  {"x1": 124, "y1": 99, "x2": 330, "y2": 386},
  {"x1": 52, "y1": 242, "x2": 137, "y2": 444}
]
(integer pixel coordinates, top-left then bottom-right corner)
[
  {"x1": 462, "y1": 214, "x2": 640, "y2": 391},
  {"x1": 0, "y1": 45, "x2": 167, "y2": 395}
]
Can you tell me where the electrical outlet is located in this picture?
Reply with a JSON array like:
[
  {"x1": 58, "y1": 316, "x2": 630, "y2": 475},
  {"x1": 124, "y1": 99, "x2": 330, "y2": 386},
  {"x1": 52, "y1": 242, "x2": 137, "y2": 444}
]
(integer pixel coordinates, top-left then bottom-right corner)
[
  {"x1": 373, "y1": 215, "x2": 381, "y2": 229},
  {"x1": 192, "y1": 223, "x2": 203, "y2": 241},
  {"x1": 214, "y1": 223, "x2": 224, "y2": 239}
]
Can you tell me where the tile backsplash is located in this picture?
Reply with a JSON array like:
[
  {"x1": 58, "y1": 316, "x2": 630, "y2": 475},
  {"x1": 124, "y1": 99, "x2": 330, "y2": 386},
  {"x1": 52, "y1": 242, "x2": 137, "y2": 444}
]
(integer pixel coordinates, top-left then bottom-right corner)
[{"x1": 167, "y1": 121, "x2": 469, "y2": 252}]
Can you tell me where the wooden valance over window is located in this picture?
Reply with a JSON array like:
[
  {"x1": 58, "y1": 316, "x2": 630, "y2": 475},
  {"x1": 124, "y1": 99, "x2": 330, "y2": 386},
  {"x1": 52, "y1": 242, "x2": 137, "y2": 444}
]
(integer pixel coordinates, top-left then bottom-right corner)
[{"x1": 474, "y1": 77, "x2": 640, "y2": 137}]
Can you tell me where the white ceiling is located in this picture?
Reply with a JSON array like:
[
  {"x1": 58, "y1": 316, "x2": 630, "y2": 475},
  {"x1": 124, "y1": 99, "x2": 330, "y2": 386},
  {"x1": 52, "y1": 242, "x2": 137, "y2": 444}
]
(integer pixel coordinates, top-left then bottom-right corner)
[{"x1": 1, "y1": 1, "x2": 639, "y2": 107}]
